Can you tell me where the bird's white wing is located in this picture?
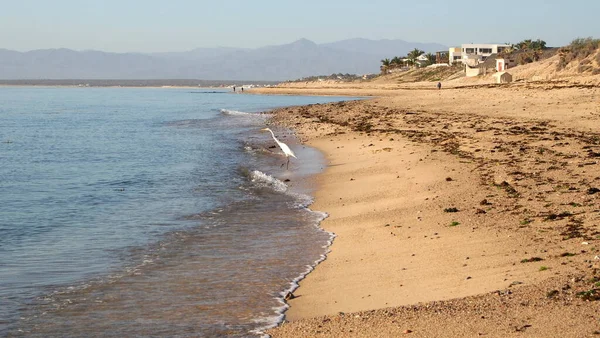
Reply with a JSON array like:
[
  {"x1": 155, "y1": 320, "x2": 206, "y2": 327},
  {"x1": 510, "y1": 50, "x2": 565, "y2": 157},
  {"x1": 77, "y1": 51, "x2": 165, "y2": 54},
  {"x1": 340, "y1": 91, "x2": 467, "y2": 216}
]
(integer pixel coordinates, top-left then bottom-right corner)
[{"x1": 276, "y1": 141, "x2": 297, "y2": 158}]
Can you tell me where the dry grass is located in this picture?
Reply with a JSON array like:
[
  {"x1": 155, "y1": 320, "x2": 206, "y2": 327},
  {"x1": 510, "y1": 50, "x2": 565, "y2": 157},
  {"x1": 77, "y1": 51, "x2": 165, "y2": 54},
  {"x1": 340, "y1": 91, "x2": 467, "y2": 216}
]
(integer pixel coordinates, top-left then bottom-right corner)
[
  {"x1": 557, "y1": 37, "x2": 600, "y2": 71},
  {"x1": 374, "y1": 65, "x2": 464, "y2": 84}
]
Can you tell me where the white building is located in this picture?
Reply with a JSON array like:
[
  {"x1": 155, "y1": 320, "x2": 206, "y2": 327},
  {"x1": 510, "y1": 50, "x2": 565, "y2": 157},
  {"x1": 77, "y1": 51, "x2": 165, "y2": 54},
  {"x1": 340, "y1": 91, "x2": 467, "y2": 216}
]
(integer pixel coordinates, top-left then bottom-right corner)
[
  {"x1": 449, "y1": 44, "x2": 511, "y2": 65},
  {"x1": 416, "y1": 54, "x2": 430, "y2": 67},
  {"x1": 448, "y1": 47, "x2": 462, "y2": 63}
]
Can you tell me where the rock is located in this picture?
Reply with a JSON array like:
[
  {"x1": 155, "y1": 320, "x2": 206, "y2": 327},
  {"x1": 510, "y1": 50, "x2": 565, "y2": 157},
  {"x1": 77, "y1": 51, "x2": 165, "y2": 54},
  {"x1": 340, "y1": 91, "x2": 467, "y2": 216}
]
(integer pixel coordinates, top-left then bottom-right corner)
[
  {"x1": 588, "y1": 187, "x2": 600, "y2": 195},
  {"x1": 403, "y1": 329, "x2": 413, "y2": 334},
  {"x1": 515, "y1": 324, "x2": 532, "y2": 332}
]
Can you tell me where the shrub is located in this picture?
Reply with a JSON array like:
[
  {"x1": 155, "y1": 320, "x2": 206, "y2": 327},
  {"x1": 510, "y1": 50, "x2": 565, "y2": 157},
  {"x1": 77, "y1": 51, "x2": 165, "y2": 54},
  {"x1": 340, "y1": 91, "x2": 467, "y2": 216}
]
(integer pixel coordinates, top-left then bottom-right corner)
[{"x1": 557, "y1": 37, "x2": 600, "y2": 71}]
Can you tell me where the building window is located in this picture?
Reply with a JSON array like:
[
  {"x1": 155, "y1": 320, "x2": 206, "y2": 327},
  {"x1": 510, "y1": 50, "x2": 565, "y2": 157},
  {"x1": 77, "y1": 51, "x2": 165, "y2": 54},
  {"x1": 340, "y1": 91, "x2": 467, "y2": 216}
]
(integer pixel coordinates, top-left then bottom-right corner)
[
  {"x1": 466, "y1": 48, "x2": 475, "y2": 54},
  {"x1": 480, "y1": 48, "x2": 492, "y2": 54},
  {"x1": 454, "y1": 56, "x2": 462, "y2": 60}
]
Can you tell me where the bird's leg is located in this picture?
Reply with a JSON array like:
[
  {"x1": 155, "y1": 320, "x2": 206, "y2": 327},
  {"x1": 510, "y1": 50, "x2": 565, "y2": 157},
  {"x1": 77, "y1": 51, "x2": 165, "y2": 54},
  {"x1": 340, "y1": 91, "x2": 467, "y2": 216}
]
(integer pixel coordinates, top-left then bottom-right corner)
[{"x1": 286, "y1": 157, "x2": 290, "y2": 170}]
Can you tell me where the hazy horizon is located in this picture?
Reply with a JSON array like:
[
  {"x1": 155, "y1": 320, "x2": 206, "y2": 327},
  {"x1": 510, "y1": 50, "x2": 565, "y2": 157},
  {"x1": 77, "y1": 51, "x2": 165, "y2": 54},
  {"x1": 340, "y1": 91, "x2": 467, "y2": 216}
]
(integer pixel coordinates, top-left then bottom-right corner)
[
  {"x1": 3, "y1": 37, "x2": 445, "y2": 54},
  {"x1": 0, "y1": 38, "x2": 449, "y2": 81},
  {"x1": 2, "y1": 0, "x2": 598, "y2": 53}
]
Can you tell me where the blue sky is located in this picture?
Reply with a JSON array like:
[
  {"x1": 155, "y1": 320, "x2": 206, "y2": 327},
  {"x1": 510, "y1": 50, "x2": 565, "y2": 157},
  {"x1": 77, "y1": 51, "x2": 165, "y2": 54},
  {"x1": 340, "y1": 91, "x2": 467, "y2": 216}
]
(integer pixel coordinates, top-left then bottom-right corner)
[{"x1": 2, "y1": 0, "x2": 598, "y2": 52}]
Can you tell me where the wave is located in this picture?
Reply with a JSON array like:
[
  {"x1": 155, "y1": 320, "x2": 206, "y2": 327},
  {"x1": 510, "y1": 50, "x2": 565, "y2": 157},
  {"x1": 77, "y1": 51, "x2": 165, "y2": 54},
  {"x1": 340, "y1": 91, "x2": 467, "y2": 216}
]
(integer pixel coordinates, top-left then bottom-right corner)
[
  {"x1": 248, "y1": 170, "x2": 288, "y2": 193},
  {"x1": 244, "y1": 169, "x2": 316, "y2": 210},
  {"x1": 252, "y1": 208, "x2": 335, "y2": 337},
  {"x1": 244, "y1": 144, "x2": 277, "y2": 156},
  {"x1": 220, "y1": 109, "x2": 253, "y2": 116},
  {"x1": 244, "y1": 169, "x2": 336, "y2": 336}
]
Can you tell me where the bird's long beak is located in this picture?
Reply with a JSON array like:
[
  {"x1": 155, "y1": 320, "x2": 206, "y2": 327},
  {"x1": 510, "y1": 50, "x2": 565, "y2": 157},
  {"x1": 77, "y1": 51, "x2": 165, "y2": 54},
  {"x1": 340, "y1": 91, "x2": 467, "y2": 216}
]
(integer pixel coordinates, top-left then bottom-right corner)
[{"x1": 260, "y1": 128, "x2": 268, "y2": 131}]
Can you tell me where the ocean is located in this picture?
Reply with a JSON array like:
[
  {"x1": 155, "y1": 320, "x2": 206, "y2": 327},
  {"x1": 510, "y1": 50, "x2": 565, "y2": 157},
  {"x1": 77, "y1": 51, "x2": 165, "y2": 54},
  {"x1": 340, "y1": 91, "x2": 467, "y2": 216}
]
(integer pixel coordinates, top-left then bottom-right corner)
[{"x1": 0, "y1": 87, "x2": 351, "y2": 337}]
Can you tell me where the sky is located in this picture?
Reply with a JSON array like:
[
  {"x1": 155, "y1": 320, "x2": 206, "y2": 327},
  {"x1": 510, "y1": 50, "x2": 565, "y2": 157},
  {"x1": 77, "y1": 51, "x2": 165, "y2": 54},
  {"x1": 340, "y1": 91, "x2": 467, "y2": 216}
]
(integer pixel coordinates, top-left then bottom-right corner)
[{"x1": 1, "y1": 0, "x2": 599, "y2": 52}]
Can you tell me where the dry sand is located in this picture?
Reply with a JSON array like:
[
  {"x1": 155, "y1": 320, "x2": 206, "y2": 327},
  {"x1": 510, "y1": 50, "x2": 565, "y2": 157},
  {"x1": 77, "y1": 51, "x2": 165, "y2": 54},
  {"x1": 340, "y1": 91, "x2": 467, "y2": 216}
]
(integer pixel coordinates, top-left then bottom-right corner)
[{"x1": 255, "y1": 81, "x2": 600, "y2": 337}]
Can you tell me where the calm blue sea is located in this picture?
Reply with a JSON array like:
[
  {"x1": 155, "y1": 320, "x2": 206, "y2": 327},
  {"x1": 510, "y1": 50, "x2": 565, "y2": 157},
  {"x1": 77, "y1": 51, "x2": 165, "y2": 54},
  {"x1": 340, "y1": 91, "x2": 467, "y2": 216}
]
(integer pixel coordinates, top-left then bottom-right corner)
[{"x1": 0, "y1": 87, "x2": 350, "y2": 337}]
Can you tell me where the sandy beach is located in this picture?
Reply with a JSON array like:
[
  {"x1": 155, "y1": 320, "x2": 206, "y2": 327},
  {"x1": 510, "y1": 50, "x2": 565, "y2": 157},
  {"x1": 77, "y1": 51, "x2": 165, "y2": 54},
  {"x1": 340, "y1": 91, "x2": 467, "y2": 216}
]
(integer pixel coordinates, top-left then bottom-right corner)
[{"x1": 253, "y1": 76, "x2": 600, "y2": 337}]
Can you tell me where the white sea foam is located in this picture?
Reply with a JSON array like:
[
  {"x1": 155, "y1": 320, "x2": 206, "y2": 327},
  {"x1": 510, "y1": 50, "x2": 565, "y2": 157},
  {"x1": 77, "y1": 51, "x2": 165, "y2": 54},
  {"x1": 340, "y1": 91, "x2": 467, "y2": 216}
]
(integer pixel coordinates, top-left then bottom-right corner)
[
  {"x1": 251, "y1": 208, "x2": 336, "y2": 337},
  {"x1": 247, "y1": 170, "x2": 313, "y2": 208},
  {"x1": 246, "y1": 168, "x2": 337, "y2": 337},
  {"x1": 249, "y1": 170, "x2": 288, "y2": 193},
  {"x1": 288, "y1": 192, "x2": 314, "y2": 209},
  {"x1": 220, "y1": 108, "x2": 252, "y2": 116}
]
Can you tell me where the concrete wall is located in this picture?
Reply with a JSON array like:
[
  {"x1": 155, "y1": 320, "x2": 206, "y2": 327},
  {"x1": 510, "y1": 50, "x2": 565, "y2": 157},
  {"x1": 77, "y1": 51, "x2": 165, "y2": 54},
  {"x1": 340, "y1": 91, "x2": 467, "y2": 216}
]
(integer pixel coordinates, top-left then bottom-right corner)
[
  {"x1": 465, "y1": 65, "x2": 481, "y2": 77},
  {"x1": 494, "y1": 72, "x2": 513, "y2": 83}
]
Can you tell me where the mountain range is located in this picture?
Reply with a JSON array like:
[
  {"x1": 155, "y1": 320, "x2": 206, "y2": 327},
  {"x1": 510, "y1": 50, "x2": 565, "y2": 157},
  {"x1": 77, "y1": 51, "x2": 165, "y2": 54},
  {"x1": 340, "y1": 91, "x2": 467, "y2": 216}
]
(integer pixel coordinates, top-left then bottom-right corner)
[{"x1": 0, "y1": 38, "x2": 447, "y2": 81}]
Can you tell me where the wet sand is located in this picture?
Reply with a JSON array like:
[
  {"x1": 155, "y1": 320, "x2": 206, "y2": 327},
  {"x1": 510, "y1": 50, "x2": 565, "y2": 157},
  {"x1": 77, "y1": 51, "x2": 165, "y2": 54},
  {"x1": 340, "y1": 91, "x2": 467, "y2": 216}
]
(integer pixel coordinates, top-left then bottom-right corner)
[{"x1": 258, "y1": 82, "x2": 600, "y2": 337}]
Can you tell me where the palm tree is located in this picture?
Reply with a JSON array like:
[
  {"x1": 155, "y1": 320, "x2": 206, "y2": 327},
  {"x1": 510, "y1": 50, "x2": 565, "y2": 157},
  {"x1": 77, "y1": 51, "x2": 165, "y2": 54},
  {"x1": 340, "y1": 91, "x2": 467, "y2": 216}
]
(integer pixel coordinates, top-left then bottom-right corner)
[
  {"x1": 407, "y1": 48, "x2": 425, "y2": 67},
  {"x1": 391, "y1": 56, "x2": 402, "y2": 69},
  {"x1": 518, "y1": 39, "x2": 533, "y2": 50},
  {"x1": 425, "y1": 53, "x2": 436, "y2": 65},
  {"x1": 380, "y1": 58, "x2": 391, "y2": 74},
  {"x1": 516, "y1": 39, "x2": 546, "y2": 51}
]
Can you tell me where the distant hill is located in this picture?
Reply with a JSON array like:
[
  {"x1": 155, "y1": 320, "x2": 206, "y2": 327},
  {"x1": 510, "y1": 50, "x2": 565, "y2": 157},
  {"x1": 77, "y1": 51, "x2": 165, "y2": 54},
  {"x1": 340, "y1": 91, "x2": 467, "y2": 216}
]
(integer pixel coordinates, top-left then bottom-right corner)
[{"x1": 0, "y1": 38, "x2": 447, "y2": 81}]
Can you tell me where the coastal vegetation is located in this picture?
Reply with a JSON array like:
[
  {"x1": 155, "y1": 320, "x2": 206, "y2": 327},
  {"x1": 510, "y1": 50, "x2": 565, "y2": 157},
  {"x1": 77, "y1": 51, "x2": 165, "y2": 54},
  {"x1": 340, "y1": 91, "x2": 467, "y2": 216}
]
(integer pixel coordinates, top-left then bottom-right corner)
[
  {"x1": 375, "y1": 64, "x2": 463, "y2": 83},
  {"x1": 557, "y1": 37, "x2": 600, "y2": 73},
  {"x1": 499, "y1": 38, "x2": 549, "y2": 65},
  {"x1": 287, "y1": 73, "x2": 376, "y2": 83},
  {"x1": 379, "y1": 48, "x2": 428, "y2": 74}
]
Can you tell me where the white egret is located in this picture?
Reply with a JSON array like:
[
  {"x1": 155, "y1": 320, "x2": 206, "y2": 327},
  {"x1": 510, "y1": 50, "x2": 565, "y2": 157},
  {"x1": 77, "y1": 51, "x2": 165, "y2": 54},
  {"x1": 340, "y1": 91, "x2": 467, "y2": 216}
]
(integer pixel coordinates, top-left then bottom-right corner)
[{"x1": 261, "y1": 128, "x2": 297, "y2": 169}]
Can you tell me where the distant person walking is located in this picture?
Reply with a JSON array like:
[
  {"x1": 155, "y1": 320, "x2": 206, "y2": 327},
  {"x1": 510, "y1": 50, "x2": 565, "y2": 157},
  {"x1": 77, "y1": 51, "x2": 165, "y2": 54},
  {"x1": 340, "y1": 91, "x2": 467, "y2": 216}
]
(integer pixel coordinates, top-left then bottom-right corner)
[
  {"x1": 437, "y1": 82, "x2": 442, "y2": 90},
  {"x1": 233, "y1": 86, "x2": 236, "y2": 92}
]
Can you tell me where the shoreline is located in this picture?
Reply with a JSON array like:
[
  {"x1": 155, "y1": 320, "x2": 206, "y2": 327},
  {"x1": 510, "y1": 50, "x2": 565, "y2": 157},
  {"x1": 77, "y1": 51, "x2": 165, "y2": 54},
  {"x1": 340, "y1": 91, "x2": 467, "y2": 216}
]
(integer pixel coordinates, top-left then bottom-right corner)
[
  {"x1": 264, "y1": 85, "x2": 600, "y2": 337},
  {"x1": 251, "y1": 126, "x2": 336, "y2": 336}
]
